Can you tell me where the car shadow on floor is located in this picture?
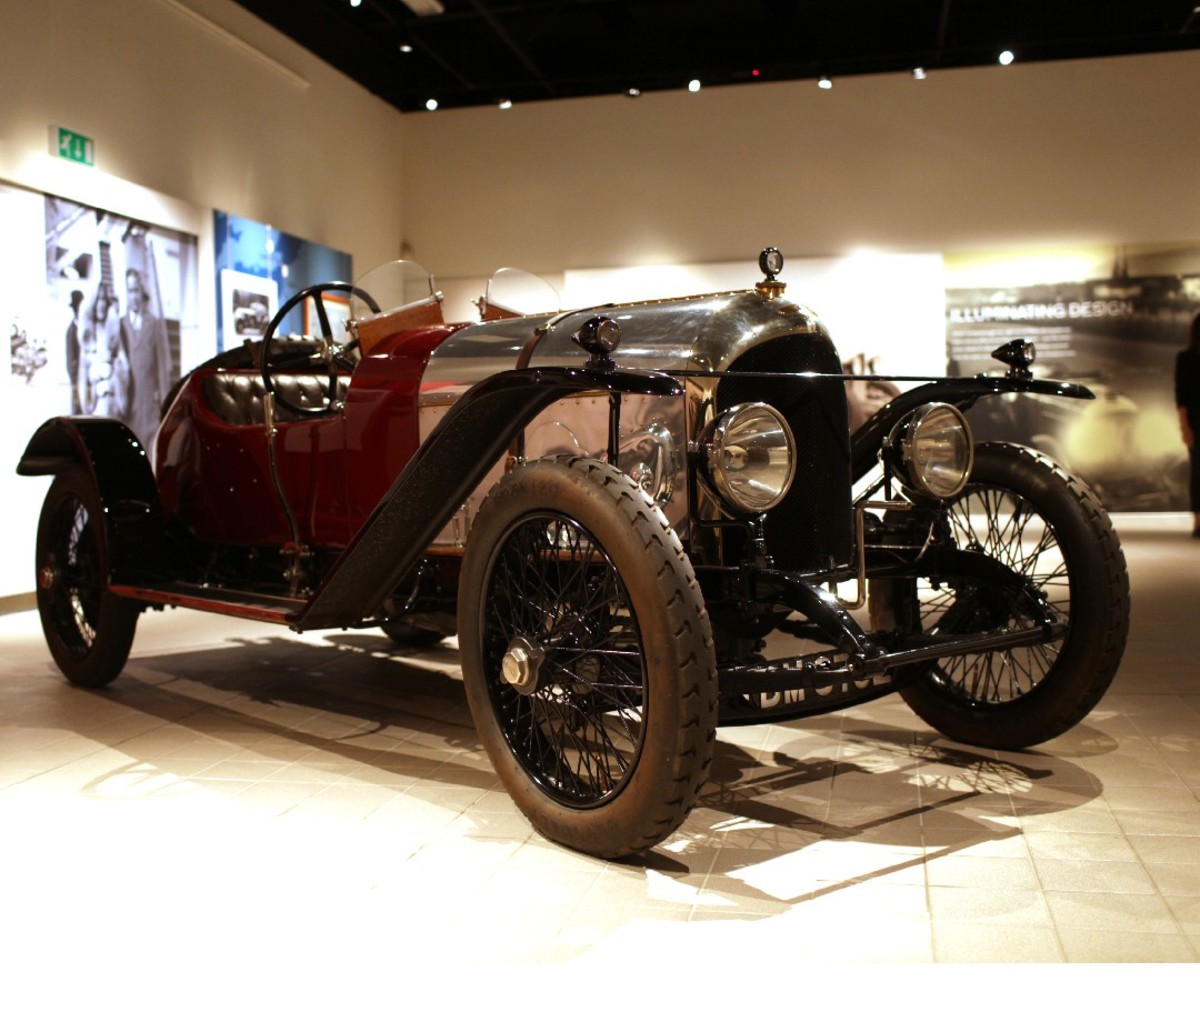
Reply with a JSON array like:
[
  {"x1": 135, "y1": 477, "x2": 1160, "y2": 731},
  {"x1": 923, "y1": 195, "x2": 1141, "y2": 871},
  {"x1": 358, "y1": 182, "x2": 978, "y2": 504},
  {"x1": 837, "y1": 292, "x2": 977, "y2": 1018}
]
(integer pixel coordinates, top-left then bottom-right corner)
[
  {"x1": 628, "y1": 721, "x2": 1107, "y2": 907},
  {"x1": 87, "y1": 626, "x2": 1107, "y2": 907}
]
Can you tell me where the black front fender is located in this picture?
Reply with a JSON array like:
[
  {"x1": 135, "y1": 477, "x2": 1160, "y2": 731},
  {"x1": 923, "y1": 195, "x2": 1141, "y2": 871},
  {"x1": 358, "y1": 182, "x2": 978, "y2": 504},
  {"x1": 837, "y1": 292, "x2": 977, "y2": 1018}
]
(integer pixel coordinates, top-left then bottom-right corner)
[
  {"x1": 17, "y1": 417, "x2": 170, "y2": 584},
  {"x1": 296, "y1": 365, "x2": 683, "y2": 630},
  {"x1": 850, "y1": 376, "x2": 1093, "y2": 482}
]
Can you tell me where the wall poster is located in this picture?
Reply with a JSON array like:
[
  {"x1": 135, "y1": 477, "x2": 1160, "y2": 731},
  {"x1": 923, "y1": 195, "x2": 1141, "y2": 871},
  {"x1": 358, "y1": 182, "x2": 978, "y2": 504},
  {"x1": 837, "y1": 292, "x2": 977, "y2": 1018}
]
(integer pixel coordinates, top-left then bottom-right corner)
[
  {"x1": 214, "y1": 211, "x2": 351, "y2": 351},
  {"x1": 2, "y1": 179, "x2": 205, "y2": 599},
  {"x1": 42, "y1": 194, "x2": 201, "y2": 452},
  {"x1": 1, "y1": 183, "x2": 201, "y2": 454},
  {"x1": 946, "y1": 244, "x2": 1200, "y2": 512}
]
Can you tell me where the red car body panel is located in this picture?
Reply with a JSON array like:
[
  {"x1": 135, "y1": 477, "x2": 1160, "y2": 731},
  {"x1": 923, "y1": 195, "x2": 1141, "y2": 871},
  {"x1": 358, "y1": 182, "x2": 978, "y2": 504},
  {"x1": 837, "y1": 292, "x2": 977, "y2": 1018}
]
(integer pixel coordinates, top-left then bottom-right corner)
[{"x1": 154, "y1": 324, "x2": 461, "y2": 548}]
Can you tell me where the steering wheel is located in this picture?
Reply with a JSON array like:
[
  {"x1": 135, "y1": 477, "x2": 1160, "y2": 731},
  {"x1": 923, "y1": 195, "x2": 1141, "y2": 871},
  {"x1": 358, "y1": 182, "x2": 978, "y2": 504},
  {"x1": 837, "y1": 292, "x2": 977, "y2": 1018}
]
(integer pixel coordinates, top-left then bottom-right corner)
[{"x1": 260, "y1": 282, "x2": 380, "y2": 417}]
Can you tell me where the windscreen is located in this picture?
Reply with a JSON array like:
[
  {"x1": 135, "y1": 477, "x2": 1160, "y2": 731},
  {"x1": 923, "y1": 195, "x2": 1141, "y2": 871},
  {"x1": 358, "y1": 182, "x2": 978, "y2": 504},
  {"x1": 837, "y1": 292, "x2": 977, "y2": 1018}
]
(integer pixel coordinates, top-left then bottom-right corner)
[
  {"x1": 481, "y1": 267, "x2": 560, "y2": 319},
  {"x1": 349, "y1": 259, "x2": 437, "y2": 323}
]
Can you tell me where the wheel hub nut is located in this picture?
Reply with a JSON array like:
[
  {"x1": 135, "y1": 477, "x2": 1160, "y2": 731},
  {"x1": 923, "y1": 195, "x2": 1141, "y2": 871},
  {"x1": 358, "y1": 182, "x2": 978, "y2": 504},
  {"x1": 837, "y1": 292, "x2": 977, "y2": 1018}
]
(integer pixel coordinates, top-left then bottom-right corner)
[{"x1": 500, "y1": 636, "x2": 544, "y2": 696}]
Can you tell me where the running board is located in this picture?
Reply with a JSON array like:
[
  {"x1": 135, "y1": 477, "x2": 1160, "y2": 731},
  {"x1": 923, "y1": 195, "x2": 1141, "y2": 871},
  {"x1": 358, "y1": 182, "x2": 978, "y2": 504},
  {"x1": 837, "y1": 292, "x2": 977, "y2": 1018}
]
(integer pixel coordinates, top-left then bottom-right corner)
[{"x1": 110, "y1": 582, "x2": 306, "y2": 625}]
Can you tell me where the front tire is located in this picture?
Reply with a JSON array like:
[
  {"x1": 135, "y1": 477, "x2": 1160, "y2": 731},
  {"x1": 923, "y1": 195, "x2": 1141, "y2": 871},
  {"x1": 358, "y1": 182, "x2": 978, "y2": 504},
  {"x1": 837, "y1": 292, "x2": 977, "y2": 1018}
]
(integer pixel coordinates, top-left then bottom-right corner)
[
  {"x1": 458, "y1": 458, "x2": 717, "y2": 859},
  {"x1": 35, "y1": 468, "x2": 140, "y2": 687},
  {"x1": 893, "y1": 443, "x2": 1129, "y2": 749}
]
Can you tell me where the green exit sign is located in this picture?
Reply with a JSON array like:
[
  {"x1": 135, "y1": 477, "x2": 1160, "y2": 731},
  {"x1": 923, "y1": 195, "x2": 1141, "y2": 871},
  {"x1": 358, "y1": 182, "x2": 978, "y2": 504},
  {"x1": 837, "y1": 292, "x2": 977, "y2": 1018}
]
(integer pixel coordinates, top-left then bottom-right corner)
[{"x1": 53, "y1": 127, "x2": 94, "y2": 166}]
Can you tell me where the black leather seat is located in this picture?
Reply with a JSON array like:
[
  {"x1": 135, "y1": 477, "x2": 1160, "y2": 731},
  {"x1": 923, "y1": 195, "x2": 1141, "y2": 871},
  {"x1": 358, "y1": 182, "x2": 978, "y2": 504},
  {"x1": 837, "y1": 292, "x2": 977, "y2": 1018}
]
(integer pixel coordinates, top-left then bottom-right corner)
[{"x1": 201, "y1": 371, "x2": 348, "y2": 425}]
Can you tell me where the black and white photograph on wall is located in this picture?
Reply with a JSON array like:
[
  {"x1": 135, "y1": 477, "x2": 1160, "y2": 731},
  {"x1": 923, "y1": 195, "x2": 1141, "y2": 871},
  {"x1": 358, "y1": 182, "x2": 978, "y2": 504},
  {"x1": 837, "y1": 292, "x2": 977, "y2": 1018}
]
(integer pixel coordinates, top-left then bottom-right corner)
[
  {"x1": 946, "y1": 243, "x2": 1200, "y2": 512},
  {"x1": 44, "y1": 193, "x2": 199, "y2": 453},
  {"x1": 219, "y1": 269, "x2": 277, "y2": 345}
]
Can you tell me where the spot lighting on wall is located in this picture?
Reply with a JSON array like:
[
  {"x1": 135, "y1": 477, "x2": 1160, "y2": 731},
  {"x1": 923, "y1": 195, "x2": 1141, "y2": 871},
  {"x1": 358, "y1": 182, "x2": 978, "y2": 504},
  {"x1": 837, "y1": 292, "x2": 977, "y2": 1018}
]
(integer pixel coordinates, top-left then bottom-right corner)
[
  {"x1": 818, "y1": 75, "x2": 832, "y2": 89},
  {"x1": 688, "y1": 79, "x2": 701, "y2": 93},
  {"x1": 999, "y1": 49, "x2": 1015, "y2": 65},
  {"x1": 425, "y1": 98, "x2": 438, "y2": 111},
  {"x1": 912, "y1": 66, "x2": 927, "y2": 80},
  {"x1": 498, "y1": 98, "x2": 513, "y2": 110}
]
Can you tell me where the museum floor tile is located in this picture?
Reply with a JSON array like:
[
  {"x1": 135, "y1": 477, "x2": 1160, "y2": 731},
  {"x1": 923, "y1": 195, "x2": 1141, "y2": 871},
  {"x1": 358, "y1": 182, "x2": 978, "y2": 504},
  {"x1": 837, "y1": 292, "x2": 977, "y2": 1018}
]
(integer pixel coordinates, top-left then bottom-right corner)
[{"x1": 1, "y1": 513, "x2": 1197, "y2": 1009}]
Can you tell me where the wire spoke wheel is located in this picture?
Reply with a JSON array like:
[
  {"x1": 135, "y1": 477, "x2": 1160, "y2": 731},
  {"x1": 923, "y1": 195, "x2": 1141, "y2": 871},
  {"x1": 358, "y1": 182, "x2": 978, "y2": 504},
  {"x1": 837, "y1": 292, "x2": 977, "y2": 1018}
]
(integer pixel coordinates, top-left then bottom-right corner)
[
  {"x1": 894, "y1": 443, "x2": 1129, "y2": 750},
  {"x1": 917, "y1": 484, "x2": 1069, "y2": 706},
  {"x1": 36, "y1": 468, "x2": 139, "y2": 687},
  {"x1": 45, "y1": 494, "x2": 103, "y2": 657},
  {"x1": 459, "y1": 458, "x2": 717, "y2": 859},
  {"x1": 483, "y1": 512, "x2": 645, "y2": 806}
]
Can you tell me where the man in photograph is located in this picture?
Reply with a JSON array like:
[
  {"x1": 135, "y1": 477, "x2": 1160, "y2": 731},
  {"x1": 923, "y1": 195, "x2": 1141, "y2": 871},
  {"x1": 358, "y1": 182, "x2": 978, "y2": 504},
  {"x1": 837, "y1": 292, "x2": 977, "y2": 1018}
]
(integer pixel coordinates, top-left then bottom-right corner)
[
  {"x1": 65, "y1": 289, "x2": 83, "y2": 413},
  {"x1": 120, "y1": 268, "x2": 171, "y2": 451}
]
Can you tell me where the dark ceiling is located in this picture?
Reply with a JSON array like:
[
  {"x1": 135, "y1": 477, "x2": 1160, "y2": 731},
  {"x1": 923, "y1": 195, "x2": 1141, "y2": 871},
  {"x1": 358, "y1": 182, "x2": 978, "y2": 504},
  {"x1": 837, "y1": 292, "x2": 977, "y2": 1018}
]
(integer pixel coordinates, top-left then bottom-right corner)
[{"x1": 232, "y1": 0, "x2": 1200, "y2": 112}]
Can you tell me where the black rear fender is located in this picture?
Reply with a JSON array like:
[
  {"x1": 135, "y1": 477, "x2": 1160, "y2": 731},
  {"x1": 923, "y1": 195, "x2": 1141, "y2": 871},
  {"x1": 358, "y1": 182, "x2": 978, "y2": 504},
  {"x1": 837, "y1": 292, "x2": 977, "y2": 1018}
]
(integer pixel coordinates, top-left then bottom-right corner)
[{"x1": 17, "y1": 417, "x2": 170, "y2": 584}]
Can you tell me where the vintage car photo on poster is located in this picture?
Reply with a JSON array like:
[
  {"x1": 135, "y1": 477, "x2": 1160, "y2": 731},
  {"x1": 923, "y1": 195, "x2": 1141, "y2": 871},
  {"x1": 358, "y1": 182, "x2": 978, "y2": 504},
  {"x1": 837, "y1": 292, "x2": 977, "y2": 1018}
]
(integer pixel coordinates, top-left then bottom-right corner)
[{"x1": 18, "y1": 249, "x2": 1130, "y2": 858}]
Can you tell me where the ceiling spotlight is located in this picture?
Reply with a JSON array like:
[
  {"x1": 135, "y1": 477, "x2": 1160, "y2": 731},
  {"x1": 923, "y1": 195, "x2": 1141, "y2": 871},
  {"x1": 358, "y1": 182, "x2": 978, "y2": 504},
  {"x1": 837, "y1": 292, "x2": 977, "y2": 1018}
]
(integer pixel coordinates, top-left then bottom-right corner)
[
  {"x1": 818, "y1": 75, "x2": 832, "y2": 89},
  {"x1": 912, "y1": 66, "x2": 926, "y2": 80},
  {"x1": 350, "y1": 0, "x2": 362, "y2": 7},
  {"x1": 498, "y1": 98, "x2": 512, "y2": 110},
  {"x1": 425, "y1": 98, "x2": 438, "y2": 111},
  {"x1": 688, "y1": 78, "x2": 702, "y2": 93},
  {"x1": 398, "y1": 43, "x2": 414, "y2": 53},
  {"x1": 626, "y1": 87, "x2": 641, "y2": 98},
  {"x1": 998, "y1": 49, "x2": 1015, "y2": 65}
]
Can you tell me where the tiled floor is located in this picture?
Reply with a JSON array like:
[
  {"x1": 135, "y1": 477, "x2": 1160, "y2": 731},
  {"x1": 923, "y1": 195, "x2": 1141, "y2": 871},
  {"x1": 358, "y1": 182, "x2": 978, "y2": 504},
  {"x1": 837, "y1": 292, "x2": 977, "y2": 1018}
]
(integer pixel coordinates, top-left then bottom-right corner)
[{"x1": 1, "y1": 514, "x2": 1198, "y2": 1005}]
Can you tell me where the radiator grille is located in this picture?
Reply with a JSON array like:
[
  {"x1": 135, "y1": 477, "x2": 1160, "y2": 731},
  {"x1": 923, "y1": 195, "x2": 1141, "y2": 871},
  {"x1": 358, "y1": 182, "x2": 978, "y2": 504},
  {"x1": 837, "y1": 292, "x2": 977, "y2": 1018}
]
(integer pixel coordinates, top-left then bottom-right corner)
[{"x1": 716, "y1": 333, "x2": 853, "y2": 572}]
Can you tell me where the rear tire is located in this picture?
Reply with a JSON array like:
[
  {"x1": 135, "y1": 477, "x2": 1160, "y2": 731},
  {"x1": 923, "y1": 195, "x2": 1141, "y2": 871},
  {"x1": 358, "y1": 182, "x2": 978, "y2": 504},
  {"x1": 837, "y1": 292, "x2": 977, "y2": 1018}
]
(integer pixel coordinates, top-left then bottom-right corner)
[
  {"x1": 35, "y1": 468, "x2": 140, "y2": 687},
  {"x1": 894, "y1": 443, "x2": 1129, "y2": 749}
]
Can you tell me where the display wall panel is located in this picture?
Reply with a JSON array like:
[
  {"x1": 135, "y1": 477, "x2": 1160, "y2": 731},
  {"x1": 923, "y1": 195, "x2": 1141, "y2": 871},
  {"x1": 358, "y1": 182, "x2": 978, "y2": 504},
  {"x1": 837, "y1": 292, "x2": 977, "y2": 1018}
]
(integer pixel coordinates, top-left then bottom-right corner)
[
  {"x1": 213, "y1": 211, "x2": 352, "y2": 351},
  {"x1": 1, "y1": 175, "x2": 212, "y2": 600},
  {"x1": 946, "y1": 242, "x2": 1200, "y2": 512}
]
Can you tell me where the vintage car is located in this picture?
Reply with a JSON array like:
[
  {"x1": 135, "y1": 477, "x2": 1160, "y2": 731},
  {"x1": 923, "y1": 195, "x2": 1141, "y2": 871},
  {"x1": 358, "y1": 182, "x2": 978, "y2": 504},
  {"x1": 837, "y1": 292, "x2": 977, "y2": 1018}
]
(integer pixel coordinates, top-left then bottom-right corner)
[
  {"x1": 233, "y1": 299, "x2": 269, "y2": 337},
  {"x1": 18, "y1": 249, "x2": 1130, "y2": 859}
]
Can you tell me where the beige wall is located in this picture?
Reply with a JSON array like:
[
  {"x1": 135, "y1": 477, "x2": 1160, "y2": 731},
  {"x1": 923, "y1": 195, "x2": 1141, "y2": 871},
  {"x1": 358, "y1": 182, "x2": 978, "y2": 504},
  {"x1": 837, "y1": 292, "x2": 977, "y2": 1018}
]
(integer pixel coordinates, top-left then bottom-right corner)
[
  {"x1": 0, "y1": 0, "x2": 406, "y2": 270},
  {"x1": 0, "y1": 0, "x2": 407, "y2": 600},
  {"x1": 403, "y1": 49, "x2": 1199, "y2": 279},
  {"x1": 4, "y1": 0, "x2": 1195, "y2": 304}
]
